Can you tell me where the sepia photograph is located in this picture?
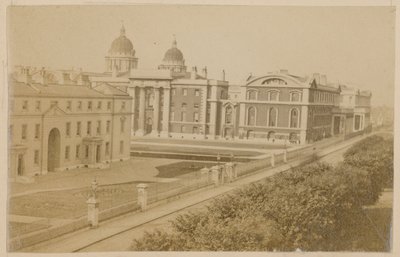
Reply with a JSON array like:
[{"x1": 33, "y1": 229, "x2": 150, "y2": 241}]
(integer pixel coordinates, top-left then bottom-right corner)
[{"x1": 1, "y1": 1, "x2": 398, "y2": 256}]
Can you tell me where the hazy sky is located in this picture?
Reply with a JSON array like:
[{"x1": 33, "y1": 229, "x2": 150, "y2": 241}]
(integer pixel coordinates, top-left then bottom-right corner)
[{"x1": 7, "y1": 5, "x2": 395, "y2": 106}]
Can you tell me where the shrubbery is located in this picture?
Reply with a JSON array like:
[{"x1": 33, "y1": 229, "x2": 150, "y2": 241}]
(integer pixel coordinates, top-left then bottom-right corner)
[{"x1": 131, "y1": 135, "x2": 393, "y2": 251}]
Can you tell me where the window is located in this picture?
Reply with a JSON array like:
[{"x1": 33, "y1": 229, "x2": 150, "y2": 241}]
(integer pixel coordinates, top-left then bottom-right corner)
[
  {"x1": 105, "y1": 142, "x2": 110, "y2": 156},
  {"x1": 182, "y1": 88, "x2": 188, "y2": 96},
  {"x1": 35, "y1": 101, "x2": 41, "y2": 111},
  {"x1": 194, "y1": 89, "x2": 200, "y2": 96},
  {"x1": 107, "y1": 101, "x2": 112, "y2": 110},
  {"x1": 121, "y1": 101, "x2": 126, "y2": 110},
  {"x1": 225, "y1": 106, "x2": 233, "y2": 124},
  {"x1": 22, "y1": 100, "x2": 28, "y2": 111},
  {"x1": 76, "y1": 122, "x2": 81, "y2": 136},
  {"x1": 194, "y1": 112, "x2": 199, "y2": 122},
  {"x1": 21, "y1": 124, "x2": 27, "y2": 140},
  {"x1": 119, "y1": 141, "x2": 124, "y2": 154},
  {"x1": 96, "y1": 121, "x2": 101, "y2": 135},
  {"x1": 85, "y1": 145, "x2": 89, "y2": 158},
  {"x1": 268, "y1": 91, "x2": 279, "y2": 101},
  {"x1": 106, "y1": 120, "x2": 111, "y2": 134},
  {"x1": 247, "y1": 107, "x2": 256, "y2": 126},
  {"x1": 354, "y1": 114, "x2": 363, "y2": 131},
  {"x1": 220, "y1": 90, "x2": 226, "y2": 99},
  {"x1": 34, "y1": 150, "x2": 39, "y2": 165},
  {"x1": 87, "y1": 121, "x2": 92, "y2": 135},
  {"x1": 65, "y1": 146, "x2": 70, "y2": 160},
  {"x1": 262, "y1": 78, "x2": 287, "y2": 85},
  {"x1": 66, "y1": 122, "x2": 71, "y2": 137},
  {"x1": 181, "y1": 125, "x2": 186, "y2": 133},
  {"x1": 120, "y1": 118, "x2": 125, "y2": 133},
  {"x1": 67, "y1": 101, "x2": 72, "y2": 111},
  {"x1": 181, "y1": 103, "x2": 187, "y2": 109},
  {"x1": 76, "y1": 145, "x2": 80, "y2": 159},
  {"x1": 193, "y1": 126, "x2": 199, "y2": 134},
  {"x1": 268, "y1": 108, "x2": 278, "y2": 127},
  {"x1": 289, "y1": 108, "x2": 300, "y2": 128},
  {"x1": 146, "y1": 91, "x2": 154, "y2": 107},
  {"x1": 170, "y1": 111, "x2": 175, "y2": 121},
  {"x1": 171, "y1": 88, "x2": 176, "y2": 96},
  {"x1": 181, "y1": 112, "x2": 187, "y2": 121},
  {"x1": 290, "y1": 92, "x2": 301, "y2": 102},
  {"x1": 194, "y1": 103, "x2": 199, "y2": 109},
  {"x1": 88, "y1": 101, "x2": 92, "y2": 111},
  {"x1": 97, "y1": 101, "x2": 102, "y2": 110},
  {"x1": 247, "y1": 90, "x2": 257, "y2": 100},
  {"x1": 34, "y1": 124, "x2": 40, "y2": 139},
  {"x1": 78, "y1": 101, "x2": 82, "y2": 110},
  {"x1": 50, "y1": 101, "x2": 58, "y2": 107}
]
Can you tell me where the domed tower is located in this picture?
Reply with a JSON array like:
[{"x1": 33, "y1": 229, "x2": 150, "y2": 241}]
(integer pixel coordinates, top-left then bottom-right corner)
[
  {"x1": 105, "y1": 25, "x2": 138, "y2": 73},
  {"x1": 158, "y1": 36, "x2": 187, "y2": 73}
]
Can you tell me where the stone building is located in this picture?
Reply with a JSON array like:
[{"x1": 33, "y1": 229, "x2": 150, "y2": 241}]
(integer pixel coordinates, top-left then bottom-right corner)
[{"x1": 8, "y1": 67, "x2": 132, "y2": 179}]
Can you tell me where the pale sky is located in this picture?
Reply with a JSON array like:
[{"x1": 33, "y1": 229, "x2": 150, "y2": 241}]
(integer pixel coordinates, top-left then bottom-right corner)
[{"x1": 7, "y1": 5, "x2": 395, "y2": 106}]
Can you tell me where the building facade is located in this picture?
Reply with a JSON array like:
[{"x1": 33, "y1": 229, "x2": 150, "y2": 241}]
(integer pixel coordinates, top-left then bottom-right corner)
[{"x1": 9, "y1": 67, "x2": 132, "y2": 179}]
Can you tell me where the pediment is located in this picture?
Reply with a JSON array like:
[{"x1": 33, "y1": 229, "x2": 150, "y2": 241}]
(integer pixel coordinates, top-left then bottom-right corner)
[{"x1": 43, "y1": 104, "x2": 67, "y2": 117}]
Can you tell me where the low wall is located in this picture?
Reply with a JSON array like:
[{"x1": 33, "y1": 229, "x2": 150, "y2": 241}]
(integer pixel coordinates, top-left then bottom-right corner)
[{"x1": 131, "y1": 151, "x2": 250, "y2": 162}]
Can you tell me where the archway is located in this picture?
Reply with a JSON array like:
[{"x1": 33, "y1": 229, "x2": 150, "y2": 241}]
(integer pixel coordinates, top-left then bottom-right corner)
[{"x1": 48, "y1": 128, "x2": 61, "y2": 172}]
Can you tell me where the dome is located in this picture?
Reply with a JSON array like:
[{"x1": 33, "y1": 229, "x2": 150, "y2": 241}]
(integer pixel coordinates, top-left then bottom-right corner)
[
  {"x1": 108, "y1": 26, "x2": 135, "y2": 56},
  {"x1": 163, "y1": 38, "x2": 184, "y2": 62}
]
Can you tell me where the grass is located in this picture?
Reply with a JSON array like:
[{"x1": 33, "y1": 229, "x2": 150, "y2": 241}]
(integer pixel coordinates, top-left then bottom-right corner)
[
  {"x1": 8, "y1": 222, "x2": 50, "y2": 238},
  {"x1": 156, "y1": 161, "x2": 216, "y2": 178}
]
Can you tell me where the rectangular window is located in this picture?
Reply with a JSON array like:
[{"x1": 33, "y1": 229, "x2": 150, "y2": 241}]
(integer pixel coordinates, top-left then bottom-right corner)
[
  {"x1": 35, "y1": 100, "x2": 41, "y2": 111},
  {"x1": 87, "y1": 121, "x2": 92, "y2": 135},
  {"x1": 96, "y1": 121, "x2": 101, "y2": 135},
  {"x1": 65, "y1": 146, "x2": 70, "y2": 160},
  {"x1": 121, "y1": 101, "x2": 126, "y2": 110},
  {"x1": 21, "y1": 124, "x2": 27, "y2": 140},
  {"x1": 67, "y1": 101, "x2": 72, "y2": 111},
  {"x1": 194, "y1": 103, "x2": 199, "y2": 109},
  {"x1": 76, "y1": 145, "x2": 80, "y2": 159},
  {"x1": 22, "y1": 100, "x2": 28, "y2": 111},
  {"x1": 105, "y1": 142, "x2": 110, "y2": 156},
  {"x1": 170, "y1": 111, "x2": 175, "y2": 121},
  {"x1": 76, "y1": 121, "x2": 81, "y2": 136},
  {"x1": 88, "y1": 101, "x2": 92, "y2": 111},
  {"x1": 181, "y1": 112, "x2": 186, "y2": 122},
  {"x1": 106, "y1": 120, "x2": 111, "y2": 134},
  {"x1": 34, "y1": 150, "x2": 39, "y2": 165},
  {"x1": 194, "y1": 89, "x2": 200, "y2": 96},
  {"x1": 193, "y1": 126, "x2": 199, "y2": 134},
  {"x1": 181, "y1": 125, "x2": 186, "y2": 133},
  {"x1": 172, "y1": 89, "x2": 176, "y2": 96},
  {"x1": 34, "y1": 124, "x2": 40, "y2": 139},
  {"x1": 97, "y1": 101, "x2": 102, "y2": 110},
  {"x1": 66, "y1": 122, "x2": 71, "y2": 137},
  {"x1": 194, "y1": 112, "x2": 199, "y2": 122},
  {"x1": 182, "y1": 88, "x2": 188, "y2": 96},
  {"x1": 85, "y1": 145, "x2": 89, "y2": 158},
  {"x1": 120, "y1": 119, "x2": 125, "y2": 133},
  {"x1": 78, "y1": 101, "x2": 82, "y2": 110},
  {"x1": 119, "y1": 141, "x2": 124, "y2": 154},
  {"x1": 107, "y1": 101, "x2": 112, "y2": 110}
]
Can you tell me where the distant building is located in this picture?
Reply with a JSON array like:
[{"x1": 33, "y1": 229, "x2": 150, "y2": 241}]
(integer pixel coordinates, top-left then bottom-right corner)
[{"x1": 9, "y1": 67, "x2": 132, "y2": 179}]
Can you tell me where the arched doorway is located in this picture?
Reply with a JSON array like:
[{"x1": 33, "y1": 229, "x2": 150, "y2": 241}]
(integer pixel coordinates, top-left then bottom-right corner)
[{"x1": 48, "y1": 128, "x2": 61, "y2": 172}]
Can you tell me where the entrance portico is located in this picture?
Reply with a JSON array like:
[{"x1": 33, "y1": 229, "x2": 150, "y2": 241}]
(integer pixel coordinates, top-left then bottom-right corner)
[{"x1": 83, "y1": 137, "x2": 104, "y2": 168}]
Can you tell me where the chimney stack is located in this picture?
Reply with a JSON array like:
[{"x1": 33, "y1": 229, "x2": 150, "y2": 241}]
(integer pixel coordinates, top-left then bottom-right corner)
[
  {"x1": 202, "y1": 66, "x2": 208, "y2": 79},
  {"x1": 222, "y1": 69, "x2": 226, "y2": 81},
  {"x1": 320, "y1": 74, "x2": 327, "y2": 85},
  {"x1": 20, "y1": 67, "x2": 32, "y2": 84},
  {"x1": 312, "y1": 73, "x2": 320, "y2": 84},
  {"x1": 191, "y1": 66, "x2": 197, "y2": 80}
]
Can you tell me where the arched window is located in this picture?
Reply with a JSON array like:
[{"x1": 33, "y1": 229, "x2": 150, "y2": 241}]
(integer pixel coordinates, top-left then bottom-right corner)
[
  {"x1": 225, "y1": 106, "x2": 233, "y2": 124},
  {"x1": 262, "y1": 78, "x2": 287, "y2": 85},
  {"x1": 267, "y1": 90, "x2": 280, "y2": 101},
  {"x1": 268, "y1": 108, "x2": 278, "y2": 127},
  {"x1": 289, "y1": 108, "x2": 300, "y2": 128},
  {"x1": 290, "y1": 92, "x2": 301, "y2": 102},
  {"x1": 247, "y1": 90, "x2": 257, "y2": 100},
  {"x1": 247, "y1": 107, "x2": 256, "y2": 126}
]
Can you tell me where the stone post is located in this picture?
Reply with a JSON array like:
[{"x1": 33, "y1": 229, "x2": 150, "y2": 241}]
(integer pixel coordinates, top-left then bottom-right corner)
[
  {"x1": 219, "y1": 165, "x2": 225, "y2": 185},
  {"x1": 283, "y1": 150, "x2": 287, "y2": 163},
  {"x1": 271, "y1": 153, "x2": 275, "y2": 167},
  {"x1": 200, "y1": 167, "x2": 211, "y2": 184},
  {"x1": 137, "y1": 183, "x2": 148, "y2": 211},
  {"x1": 87, "y1": 197, "x2": 99, "y2": 228},
  {"x1": 211, "y1": 166, "x2": 220, "y2": 186},
  {"x1": 225, "y1": 162, "x2": 233, "y2": 183}
]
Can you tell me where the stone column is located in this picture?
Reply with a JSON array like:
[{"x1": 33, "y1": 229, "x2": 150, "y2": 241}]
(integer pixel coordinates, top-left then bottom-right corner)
[
  {"x1": 160, "y1": 87, "x2": 170, "y2": 137},
  {"x1": 151, "y1": 87, "x2": 160, "y2": 136},
  {"x1": 128, "y1": 86, "x2": 136, "y2": 136},
  {"x1": 87, "y1": 197, "x2": 99, "y2": 228},
  {"x1": 200, "y1": 167, "x2": 211, "y2": 184},
  {"x1": 137, "y1": 183, "x2": 148, "y2": 211},
  {"x1": 299, "y1": 105, "x2": 308, "y2": 144},
  {"x1": 137, "y1": 87, "x2": 146, "y2": 136},
  {"x1": 283, "y1": 150, "x2": 287, "y2": 163},
  {"x1": 232, "y1": 162, "x2": 237, "y2": 179},
  {"x1": 209, "y1": 101, "x2": 217, "y2": 138},
  {"x1": 225, "y1": 162, "x2": 233, "y2": 183},
  {"x1": 271, "y1": 153, "x2": 275, "y2": 167},
  {"x1": 211, "y1": 166, "x2": 220, "y2": 186}
]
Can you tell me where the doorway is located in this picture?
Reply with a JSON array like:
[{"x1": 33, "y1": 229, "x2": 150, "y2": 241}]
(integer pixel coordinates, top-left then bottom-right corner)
[
  {"x1": 48, "y1": 128, "x2": 61, "y2": 172},
  {"x1": 96, "y1": 145, "x2": 101, "y2": 163},
  {"x1": 17, "y1": 154, "x2": 24, "y2": 176}
]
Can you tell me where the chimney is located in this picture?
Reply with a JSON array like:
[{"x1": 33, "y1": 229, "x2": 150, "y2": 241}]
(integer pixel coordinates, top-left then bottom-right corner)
[
  {"x1": 312, "y1": 73, "x2": 320, "y2": 84},
  {"x1": 222, "y1": 69, "x2": 226, "y2": 81},
  {"x1": 320, "y1": 75, "x2": 327, "y2": 85},
  {"x1": 191, "y1": 66, "x2": 197, "y2": 80},
  {"x1": 20, "y1": 67, "x2": 32, "y2": 84},
  {"x1": 37, "y1": 67, "x2": 48, "y2": 85},
  {"x1": 202, "y1": 66, "x2": 208, "y2": 79},
  {"x1": 280, "y1": 69, "x2": 288, "y2": 74}
]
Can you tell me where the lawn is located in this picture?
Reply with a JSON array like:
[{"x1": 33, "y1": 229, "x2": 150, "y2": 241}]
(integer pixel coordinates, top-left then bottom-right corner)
[
  {"x1": 156, "y1": 161, "x2": 216, "y2": 178},
  {"x1": 8, "y1": 222, "x2": 51, "y2": 238}
]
